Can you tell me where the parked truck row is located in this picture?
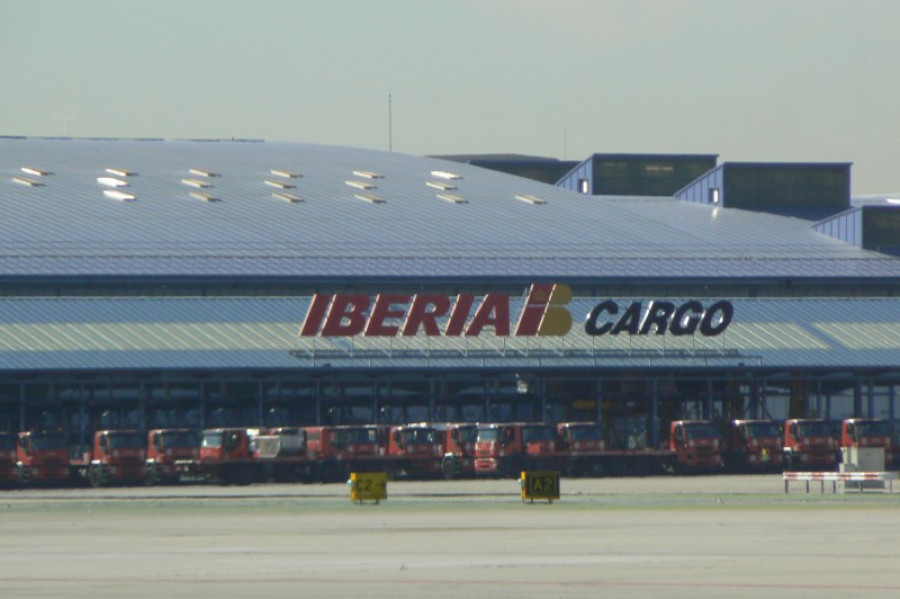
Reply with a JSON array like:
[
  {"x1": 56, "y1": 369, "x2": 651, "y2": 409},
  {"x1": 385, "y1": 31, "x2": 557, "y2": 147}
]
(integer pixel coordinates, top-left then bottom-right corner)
[{"x1": 1, "y1": 417, "x2": 895, "y2": 488}]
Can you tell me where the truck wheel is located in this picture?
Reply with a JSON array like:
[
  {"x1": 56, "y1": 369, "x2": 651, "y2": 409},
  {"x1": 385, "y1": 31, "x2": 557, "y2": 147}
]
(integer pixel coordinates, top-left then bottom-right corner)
[
  {"x1": 144, "y1": 465, "x2": 160, "y2": 487},
  {"x1": 441, "y1": 456, "x2": 458, "y2": 480},
  {"x1": 17, "y1": 465, "x2": 31, "y2": 486},
  {"x1": 88, "y1": 465, "x2": 106, "y2": 488}
]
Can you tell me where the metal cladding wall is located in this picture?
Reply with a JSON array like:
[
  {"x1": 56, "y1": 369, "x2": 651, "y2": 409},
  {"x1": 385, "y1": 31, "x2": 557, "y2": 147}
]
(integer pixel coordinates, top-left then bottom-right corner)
[
  {"x1": 557, "y1": 154, "x2": 717, "y2": 197},
  {"x1": 814, "y1": 207, "x2": 864, "y2": 247},
  {"x1": 674, "y1": 165, "x2": 725, "y2": 206}
]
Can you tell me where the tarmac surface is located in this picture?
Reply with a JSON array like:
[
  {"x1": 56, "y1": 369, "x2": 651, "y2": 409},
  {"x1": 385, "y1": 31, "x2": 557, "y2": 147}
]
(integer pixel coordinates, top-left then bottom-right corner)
[{"x1": 2, "y1": 475, "x2": 899, "y2": 598}]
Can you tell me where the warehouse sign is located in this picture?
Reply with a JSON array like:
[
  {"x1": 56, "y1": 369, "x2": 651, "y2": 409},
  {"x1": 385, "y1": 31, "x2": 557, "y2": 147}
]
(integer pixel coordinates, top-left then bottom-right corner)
[{"x1": 299, "y1": 284, "x2": 733, "y2": 338}]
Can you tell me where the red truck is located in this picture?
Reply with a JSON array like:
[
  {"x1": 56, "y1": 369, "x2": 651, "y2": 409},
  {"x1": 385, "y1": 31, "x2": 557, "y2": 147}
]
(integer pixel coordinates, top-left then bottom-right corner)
[
  {"x1": 438, "y1": 423, "x2": 478, "y2": 479},
  {"x1": 0, "y1": 432, "x2": 18, "y2": 486},
  {"x1": 474, "y1": 422, "x2": 562, "y2": 477},
  {"x1": 304, "y1": 425, "x2": 385, "y2": 481},
  {"x1": 145, "y1": 428, "x2": 200, "y2": 485},
  {"x1": 723, "y1": 419, "x2": 783, "y2": 473},
  {"x1": 17, "y1": 430, "x2": 71, "y2": 485},
  {"x1": 80, "y1": 429, "x2": 147, "y2": 487},
  {"x1": 386, "y1": 424, "x2": 443, "y2": 478},
  {"x1": 666, "y1": 420, "x2": 724, "y2": 473},
  {"x1": 841, "y1": 418, "x2": 895, "y2": 469},
  {"x1": 783, "y1": 419, "x2": 838, "y2": 471}
]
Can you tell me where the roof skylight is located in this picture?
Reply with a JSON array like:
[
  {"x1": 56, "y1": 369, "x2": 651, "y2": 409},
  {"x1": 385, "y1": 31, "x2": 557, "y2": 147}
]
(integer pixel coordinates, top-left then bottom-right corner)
[
  {"x1": 103, "y1": 190, "x2": 136, "y2": 202},
  {"x1": 21, "y1": 167, "x2": 52, "y2": 177},
  {"x1": 189, "y1": 168, "x2": 220, "y2": 178},
  {"x1": 437, "y1": 193, "x2": 468, "y2": 204},
  {"x1": 427, "y1": 181, "x2": 457, "y2": 191},
  {"x1": 182, "y1": 178, "x2": 213, "y2": 189},
  {"x1": 346, "y1": 180, "x2": 376, "y2": 190},
  {"x1": 354, "y1": 192, "x2": 385, "y2": 204},
  {"x1": 515, "y1": 194, "x2": 547, "y2": 205},
  {"x1": 272, "y1": 191, "x2": 303, "y2": 203},
  {"x1": 189, "y1": 191, "x2": 220, "y2": 202},
  {"x1": 271, "y1": 169, "x2": 301, "y2": 179},
  {"x1": 265, "y1": 179, "x2": 296, "y2": 189},
  {"x1": 353, "y1": 170, "x2": 383, "y2": 179},
  {"x1": 431, "y1": 170, "x2": 462, "y2": 180},
  {"x1": 97, "y1": 177, "x2": 129, "y2": 188},
  {"x1": 11, "y1": 176, "x2": 43, "y2": 187}
]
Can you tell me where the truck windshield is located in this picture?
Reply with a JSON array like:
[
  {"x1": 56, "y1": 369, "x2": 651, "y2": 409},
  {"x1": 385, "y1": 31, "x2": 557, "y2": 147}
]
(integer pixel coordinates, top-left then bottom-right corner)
[
  {"x1": 31, "y1": 434, "x2": 68, "y2": 451},
  {"x1": 0, "y1": 435, "x2": 16, "y2": 450},
  {"x1": 455, "y1": 426, "x2": 478, "y2": 444},
  {"x1": 855, "y1": 421, "x2": 892, "y2": 437},
  {"x1": 160, "y1": 431, "x2": 199, "y2": 449},
  {"x1": 477, "y1": 428, "x2": 500, "y2": 442},
  {"x1": 567, "y1": 426, "x2": 604, "y2": 442},
  {"x1": 683, "y1": 425, "x2": 719, "y2": 440},
  {"x1": 342, "y1": 428, "x2": 379, "y2": 444},
  {"x1": 201, "y1": 433, "x2": 223, "y2": 449},
  {"x1": 108, "y1": 433, "x2": 144, "y2": 450},
  {"x1": 402, "y1": 428, "x2": 437, "y2": 445},
  {"x1": 744, "y1": 422, "x2": 781, "y2": 439},
  {"x1": 522, "y1": 426, "x2": 556, "y2": 442},
  {"x1": 797, "y1": 421, "x2": 832, "y2": 437}
]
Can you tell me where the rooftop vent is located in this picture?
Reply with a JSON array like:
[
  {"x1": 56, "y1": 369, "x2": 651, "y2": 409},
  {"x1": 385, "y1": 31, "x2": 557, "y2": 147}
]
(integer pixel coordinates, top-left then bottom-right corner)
[
  {"x1": 427, "y1": 180, "x2": 457, "y2": 191},
  {"x1": 515, "y1": 194, "x2": 547, "y2": 205},
  {"x1": 265, "y1": 179, "x2": 296, "y2": 189},
  {"x1": 182, "y1": 178, "x2": 213, "y2": 189},
  {"x1": 431, "y1": 170, "x2": 462, "y2": 180},
  {"x1": 437, "y1": 193, "x2": 468, "y2": 205},
  {"x1": 106, "y1": 167, "x2": 136, "y2": 177},
  {"x1": 11, "y1": 176, "x2": 43, "y2": 187},
  {"x1": 190, "y1": 191, "x2": 220, "y2": 202},
  {"x1": 103, "y1": 190, "x2": 136, "y2": 202},
  {"x1": 354, "y1": 192, "x2": 385, "y2": 204},
  {"x1": 353, "y1": 170, "x2": 384, "y2": 179},
  {"x1": 189, "y1": 168, "x2": 220, "y2": 178},
  {"x1": 271, "y1": 169, "x2": 301, "y2": 179},
  {"x1": 21, "y1": 167, "x2": 53, "y2": 177},
  {"x1": 97, "y1": 177, "x2": 129, "y2": 188},
  {"x1": 346, "y1": 180, "x2": 377, "y2": 190},
  {"x1": 273, "y1": 191, "x2": 303, "y2": 203}
]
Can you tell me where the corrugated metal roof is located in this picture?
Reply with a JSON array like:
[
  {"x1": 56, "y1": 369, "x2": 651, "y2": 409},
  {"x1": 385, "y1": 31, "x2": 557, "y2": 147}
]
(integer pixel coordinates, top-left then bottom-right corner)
[
  {"x1": 2, "y1": 138, "x2": 899, "y2": 280},
  {"x1": 0, "y1": 296, "x2": 897, "y2": 371}
]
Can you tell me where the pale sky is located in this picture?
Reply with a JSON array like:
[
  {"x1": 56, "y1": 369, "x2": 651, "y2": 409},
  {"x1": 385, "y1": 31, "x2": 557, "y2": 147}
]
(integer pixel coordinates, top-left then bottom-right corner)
[{"x1": 3, "y1": 0, "x2": 899, "y2": 194}]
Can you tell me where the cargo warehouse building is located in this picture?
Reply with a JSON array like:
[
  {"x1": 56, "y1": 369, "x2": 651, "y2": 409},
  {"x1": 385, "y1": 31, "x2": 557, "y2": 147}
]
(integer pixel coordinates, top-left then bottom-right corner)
[{"x1": 1, "y1": 137, "x2": 899, "y2": 455}]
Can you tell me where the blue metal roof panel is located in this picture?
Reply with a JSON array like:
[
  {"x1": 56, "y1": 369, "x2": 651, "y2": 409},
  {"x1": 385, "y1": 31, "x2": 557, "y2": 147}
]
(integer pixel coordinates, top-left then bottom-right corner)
[{"x1": 2, "y1": 138, "x2": 899, "y2": 280}]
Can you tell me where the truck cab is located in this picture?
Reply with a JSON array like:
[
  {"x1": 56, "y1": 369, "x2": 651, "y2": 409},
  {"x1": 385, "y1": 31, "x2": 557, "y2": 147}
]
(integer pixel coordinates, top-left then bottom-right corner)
[
  {"x1": 783, "y1": 419, "x2": 837, "y2": 471},
  {"x1": 667, "y1": 420, "x2": 723, "y2": 473},
  {"x1": 841, "y1": 418, "x2": 894, "y2": 468},
  {"x1": 17, "y1": 430, "x2": 71, "y2": 485},
  {"x1": 301, "y1": 425, "x2": 384, "y2": 481},
  {"x1": 474, "y1": 422, "x2": 560, "y2": 477},
  {"x1": 386, "y1": 424, "x2": 442, "y2": 478},
  {"x1": 439, "y1": 423, "x2": 478, "y2": 479},
  {"x1": 725, "y1": 419, "x2": 783, "y2": 472},
  {"x1": 145, "y1": 428, "x2": 200, "y2": 484},
  {"x1": 200, "y1": 428, "x2": 253, "y2": 461},
  {"x1": 557, "y1": 422, "x2": 605, "y2": 452},
  {"x1": 88, "y1": 429, "x2": 146, "y2": 487}
]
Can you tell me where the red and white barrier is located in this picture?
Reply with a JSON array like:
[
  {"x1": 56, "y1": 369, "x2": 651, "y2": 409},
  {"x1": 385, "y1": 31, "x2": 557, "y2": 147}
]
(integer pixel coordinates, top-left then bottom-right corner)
[{"x1": 783, "y1": 471, "x2": 898, "y2": 494}]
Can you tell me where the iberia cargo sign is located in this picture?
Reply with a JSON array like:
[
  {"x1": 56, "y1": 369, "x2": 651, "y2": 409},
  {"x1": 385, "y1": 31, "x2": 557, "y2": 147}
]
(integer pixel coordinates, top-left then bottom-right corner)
[{"x1": 299, "y1": 284, "x2": 733, "y2": 338}]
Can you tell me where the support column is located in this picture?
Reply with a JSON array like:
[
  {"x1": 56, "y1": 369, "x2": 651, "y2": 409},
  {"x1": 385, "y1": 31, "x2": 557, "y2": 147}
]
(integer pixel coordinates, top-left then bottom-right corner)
[{"x1": 650, "y1": 378, "x2": 659, "y2": 448}]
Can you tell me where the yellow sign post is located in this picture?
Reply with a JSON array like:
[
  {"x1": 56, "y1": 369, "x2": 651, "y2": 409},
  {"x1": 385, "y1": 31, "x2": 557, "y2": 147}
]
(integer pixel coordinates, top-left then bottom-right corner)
[
  {"x1": 349, "y1": 472, "x2": 387, "y2": 504},
  {"x1": 520, "y1": 470, "x2": 560, "y2": 504}
]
